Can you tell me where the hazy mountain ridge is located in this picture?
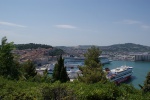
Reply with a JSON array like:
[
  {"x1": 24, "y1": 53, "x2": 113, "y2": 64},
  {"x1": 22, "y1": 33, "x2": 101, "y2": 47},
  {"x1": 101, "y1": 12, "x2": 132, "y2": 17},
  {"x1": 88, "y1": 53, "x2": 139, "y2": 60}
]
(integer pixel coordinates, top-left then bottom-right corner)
[
  {"x1": 57, "y1": 43, "x2": 150, "y2": 53},
  {"x1": 14, "y1": 43, "x2": 150, "y2": 53},
  {"x1": 100, "y1": 43, "x2": 150, "y2": 52}
]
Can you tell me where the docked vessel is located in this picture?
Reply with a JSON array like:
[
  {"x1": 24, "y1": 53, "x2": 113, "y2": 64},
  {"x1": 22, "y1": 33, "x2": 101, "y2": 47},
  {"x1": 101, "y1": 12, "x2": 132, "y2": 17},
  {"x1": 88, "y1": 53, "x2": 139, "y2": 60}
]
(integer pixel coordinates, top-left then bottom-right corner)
[
  {"x1": 64, "y1": 56, "x2": 111, "y2": 65},
  {"x1": 63, "y1": 56, "x2": 112, "y2": 80},
  {"x1": 64, "y1": 62, "x2": 83, "y2": 79},
  {"x1": 105, "y1": 66, "x2": 133, "y2": 84},
  {"x1": 99, "y1": 56, "x2": 112, "y2": 64}
]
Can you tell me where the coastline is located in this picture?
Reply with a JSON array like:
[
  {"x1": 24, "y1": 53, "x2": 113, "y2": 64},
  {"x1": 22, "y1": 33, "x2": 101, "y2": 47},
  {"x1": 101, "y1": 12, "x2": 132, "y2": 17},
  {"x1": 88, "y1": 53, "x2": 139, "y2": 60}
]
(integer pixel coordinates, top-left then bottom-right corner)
[{"x1": 104, "y1": 60, "x2": 150, "y2": 89}]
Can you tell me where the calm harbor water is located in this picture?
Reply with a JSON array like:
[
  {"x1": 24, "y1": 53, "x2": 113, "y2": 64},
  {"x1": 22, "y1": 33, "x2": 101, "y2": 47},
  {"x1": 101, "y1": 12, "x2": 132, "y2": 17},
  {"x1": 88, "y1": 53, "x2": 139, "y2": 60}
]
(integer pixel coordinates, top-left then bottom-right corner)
[{"x1": 104, "y1": 60, "x2": 150, "y2": 89}]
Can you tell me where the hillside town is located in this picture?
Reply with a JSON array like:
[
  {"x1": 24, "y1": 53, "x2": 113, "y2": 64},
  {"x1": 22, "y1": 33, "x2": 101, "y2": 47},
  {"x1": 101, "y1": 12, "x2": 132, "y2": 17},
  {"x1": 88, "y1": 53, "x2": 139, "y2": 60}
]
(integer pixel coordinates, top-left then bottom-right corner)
[
  {"x1": 12, "y1": 43, "x2": 150, "y2": 69},
  {"x1": 13, "y1": 48, "x2": 56, "y2": 66},
  {"x1": 58, "y1": 45, "x2": 150, "y2": 62},
  {"x1": 11, "y1": 44, "x2": 150, "y2": 81}
]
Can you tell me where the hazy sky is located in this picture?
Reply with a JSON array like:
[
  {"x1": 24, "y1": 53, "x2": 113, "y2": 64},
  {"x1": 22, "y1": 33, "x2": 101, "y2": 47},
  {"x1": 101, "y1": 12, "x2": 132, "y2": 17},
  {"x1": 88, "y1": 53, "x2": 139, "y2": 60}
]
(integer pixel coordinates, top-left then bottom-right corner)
[{"x1": 0, "y1": 0, "x2": 150, "y2": 46}]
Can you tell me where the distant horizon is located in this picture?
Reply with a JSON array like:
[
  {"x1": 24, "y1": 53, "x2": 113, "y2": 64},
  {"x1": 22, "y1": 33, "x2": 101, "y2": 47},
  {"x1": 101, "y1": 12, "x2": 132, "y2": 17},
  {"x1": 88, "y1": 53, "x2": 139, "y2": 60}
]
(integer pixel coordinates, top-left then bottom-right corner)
[
  {"x1": 1, "y1": 0, "x2": 150, "y2": 46},
  {"x1": 13, "y1": 42, "x2": 150, "y2": 47}
]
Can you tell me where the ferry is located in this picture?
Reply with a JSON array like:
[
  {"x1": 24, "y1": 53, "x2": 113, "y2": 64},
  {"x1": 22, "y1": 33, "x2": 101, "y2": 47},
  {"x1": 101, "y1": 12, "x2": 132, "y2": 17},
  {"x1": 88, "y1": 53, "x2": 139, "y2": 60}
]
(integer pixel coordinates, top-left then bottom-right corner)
[{"x1": 105, "y1": 66, "x2": 133, "y2": 84}]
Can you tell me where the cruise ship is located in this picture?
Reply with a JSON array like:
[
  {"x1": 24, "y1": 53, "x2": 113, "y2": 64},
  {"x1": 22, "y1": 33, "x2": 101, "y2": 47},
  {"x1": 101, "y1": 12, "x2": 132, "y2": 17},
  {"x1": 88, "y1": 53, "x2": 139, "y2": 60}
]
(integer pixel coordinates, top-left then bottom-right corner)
[
  {"x1": 105, "y1": 66, "x2": 133, "y2": 84},
  {"x1": 99, "y1": 56, "x2": 112, "y2": 64},
  {"x1": 64, "y1": 56, "x2": 111, "y2": 65},
  {"x1": 63, "y1": 56, "x2": 111, "y2": 80}
]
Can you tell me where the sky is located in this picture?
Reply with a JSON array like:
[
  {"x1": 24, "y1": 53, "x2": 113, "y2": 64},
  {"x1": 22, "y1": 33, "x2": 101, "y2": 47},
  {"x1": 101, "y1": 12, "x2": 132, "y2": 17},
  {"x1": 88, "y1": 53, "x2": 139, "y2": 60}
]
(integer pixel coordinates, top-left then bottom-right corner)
[{"x1": 0, "y1": 0, "x2": 150, "y2": 46}]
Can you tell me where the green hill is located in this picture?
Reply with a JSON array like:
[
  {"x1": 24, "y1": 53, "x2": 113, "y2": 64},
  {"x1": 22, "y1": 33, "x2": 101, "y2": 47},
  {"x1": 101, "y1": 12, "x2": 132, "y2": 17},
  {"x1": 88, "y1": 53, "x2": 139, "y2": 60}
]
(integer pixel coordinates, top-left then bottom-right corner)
[
  {"x1": 100, "y1": 43, "x2": 150, "y2": 52},
  {"x1": 15, "y1": 43, "x2": 53, "y2": 50}
]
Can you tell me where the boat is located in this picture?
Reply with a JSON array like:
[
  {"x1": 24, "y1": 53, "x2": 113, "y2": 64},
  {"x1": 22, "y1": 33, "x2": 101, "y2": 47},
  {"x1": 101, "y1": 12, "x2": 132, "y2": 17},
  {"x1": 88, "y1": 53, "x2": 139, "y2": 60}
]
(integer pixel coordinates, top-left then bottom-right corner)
[
  {"x1": 64, "y1": 56, "x2": 111, "y2": 65},
  {"x1": 36, "y1": 63, "x2": 55, "y2": 75},
  {"x1": 105, "y1": 66, "x2": 133, "y2": 84},
  {"x1": 99, "y1": 56, "x2": 112, "y2": 64},
  {"x1": 65, "y1": 63, "x2": 82, "y2": 79}
]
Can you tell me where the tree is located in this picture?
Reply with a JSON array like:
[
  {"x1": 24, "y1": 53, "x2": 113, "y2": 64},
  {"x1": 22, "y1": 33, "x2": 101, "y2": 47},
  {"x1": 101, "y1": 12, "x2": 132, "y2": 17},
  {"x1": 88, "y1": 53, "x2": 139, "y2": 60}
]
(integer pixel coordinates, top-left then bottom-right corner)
[
  {"x1": 22, "y1": 60, "x2": 37, "y2": 79},
  {"x1": 78, "y1": 46, "x2": 107, "y2": 84},
  {"x1": 15, "y1": 43, "x2": 53, "y2": 50},
  {"x1": 84, "y1": 46, "x2": 101, "y2": 66},
  {"x1": 139, "y1": 71, "x2": 150, "y2": 93},
  {"x1": 0, "y1": 36, "x2": 20, "y2": 79},
  {"x1": 60, "y1": 66, "x2": 70, "y2": 83},
  {"x1": 49, "y1": 48, "x2": 65, "y2": 56},
  {"x1": 52, "y1": 55, "x2": 69, "y2": 82},
  {"x1": 52, "y1": 63, "x2": 59, "y2": 81}
]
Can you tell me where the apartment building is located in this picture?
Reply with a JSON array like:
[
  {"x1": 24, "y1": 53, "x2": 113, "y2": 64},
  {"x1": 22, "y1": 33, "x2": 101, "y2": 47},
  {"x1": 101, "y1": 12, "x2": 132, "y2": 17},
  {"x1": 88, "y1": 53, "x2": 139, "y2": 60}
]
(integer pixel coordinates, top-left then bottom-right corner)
[{"x1": 134, "y1": 54, "x2": 150, "y2": 61}]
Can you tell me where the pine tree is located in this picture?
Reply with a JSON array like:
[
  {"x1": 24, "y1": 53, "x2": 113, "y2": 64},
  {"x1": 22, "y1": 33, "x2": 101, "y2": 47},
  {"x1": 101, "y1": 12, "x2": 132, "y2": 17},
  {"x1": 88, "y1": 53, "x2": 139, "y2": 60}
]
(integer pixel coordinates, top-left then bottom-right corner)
[
  {"x1": 78, "y1": 46, "x2": 107, "y2": 84},
  {"x1": 60, "y1": 66, "x2": 69, "y2": 83},
  {"x1": 22, "y1": 60, "x2": 37, "y2": 79},
  {"x1": 52, "y1": 63, "x2": 59, "y2": 81},
  {"x1": 142, "y1": 71, "x2": 150, "y2": 93},
  {"x1": 52, "y1": 55, "x2": 69, "y2": 82},
  {"x1": 0, "y1": 37, "x2": 20, "y2": 79},
  {"x1": 84, "y1": 46, "x2": 101, "y2": 66},
  {"x1": 57, "y1": 55, "x2": 63, "y2": 77}
]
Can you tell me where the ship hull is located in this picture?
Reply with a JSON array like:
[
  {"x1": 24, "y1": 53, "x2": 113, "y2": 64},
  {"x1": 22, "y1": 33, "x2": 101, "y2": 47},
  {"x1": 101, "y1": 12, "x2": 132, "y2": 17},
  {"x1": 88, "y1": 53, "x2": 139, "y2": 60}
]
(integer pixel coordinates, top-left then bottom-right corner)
[{"x1": 115, "y1": 75, "x2": 131, "y2": 84}]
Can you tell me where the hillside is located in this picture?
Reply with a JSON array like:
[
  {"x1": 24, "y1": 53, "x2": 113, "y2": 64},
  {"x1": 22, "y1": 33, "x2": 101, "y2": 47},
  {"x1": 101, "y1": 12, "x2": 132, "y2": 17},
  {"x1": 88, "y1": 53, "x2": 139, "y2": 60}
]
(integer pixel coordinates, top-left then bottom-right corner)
[
  {"x1": 15, "y1": 43, "x2": 53, "y2": 50},
  {"x1": 14, "y1": 44, "x2": 65, "y2": 62},
  {"x1": 57, "y1": 43, "x2": 150, "y2": 56},
  {"x1": 100, "y1": 43, "x2": 150, "y2": 52}
]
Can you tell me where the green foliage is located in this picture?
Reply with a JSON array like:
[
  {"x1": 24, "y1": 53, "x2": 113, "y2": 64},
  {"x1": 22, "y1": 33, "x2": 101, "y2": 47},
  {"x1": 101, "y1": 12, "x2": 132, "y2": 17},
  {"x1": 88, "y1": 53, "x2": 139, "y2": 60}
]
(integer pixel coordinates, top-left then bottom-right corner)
[
  {"x1": 0, "y1": 76, "x2": 42, "y2": 100},
  {"x1": 15, "y1": 43, "x2": 52, "y2": 50},
  {"x1": 78, "y1": 65, "x2": 107, "y2": 84},
  {"x1": 22, "y1": 60, "x2": 37, "y2": 80},
  {"x1": 84, "y1": 46, "x2": 101, "y2": 65},
  {"x1": 49, "y1": 48, "x2": 65, "y2": 56},
  {"x1": 52, "y1": 55, "x2": 69, "y2": 82},
  {"x1": 0, "y1": 37, "x2": 20, "y2": 80},
  {"x1": 78, "y1": 46, "x2": 107, "y2": 84},
  {"x1": 40, "y1": 69, "x2": 52, "y2": 83},
  {"x1": 41, "y1": 82, "x2": 76, "y2": 100},
  {"x1": 140, "y1": 71, "x2": 150, "y2": 93},
  {"x1": 29, "y1": 73, "x2": 51, "y2": 83},
  {"x1": 67, "y1": 81, "x2": 148, "y2": 100},
  {"x1": 52, "y1": 63, "x2": 60, "y2": 81},
  {"x1": 0, "y1": 76, "x2": 150, "y2": 100},
  {"x1": 60, "y1": 67, "x2": 70, "y2": 83}
]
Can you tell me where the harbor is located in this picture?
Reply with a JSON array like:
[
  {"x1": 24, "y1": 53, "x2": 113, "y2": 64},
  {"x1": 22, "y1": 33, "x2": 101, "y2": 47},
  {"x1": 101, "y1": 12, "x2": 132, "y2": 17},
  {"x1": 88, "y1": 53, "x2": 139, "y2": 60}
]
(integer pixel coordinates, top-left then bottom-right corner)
[
  {"x1": 35, "y1": 56, "x2": 150, "y2": 89},
  {"x1": 104, "y1": 60, "x2": 150, "y2": 89}
]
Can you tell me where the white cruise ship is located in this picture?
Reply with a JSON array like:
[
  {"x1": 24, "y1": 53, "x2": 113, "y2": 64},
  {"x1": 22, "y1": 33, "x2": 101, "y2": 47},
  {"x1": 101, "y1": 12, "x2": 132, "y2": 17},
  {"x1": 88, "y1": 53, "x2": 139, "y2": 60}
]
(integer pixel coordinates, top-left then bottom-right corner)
[
  {"x1": 63, "y1": 56, "x2": 112, "y2": 80},
  {"x1": 64, "y1": 56, "x2": 111, "y2": 65},
  {"x1": 105, "y1": 66, "x2": 133, "y2": 84},
  {"x1": 99, "y1": 56, "x2": 112, "y2": 64}
]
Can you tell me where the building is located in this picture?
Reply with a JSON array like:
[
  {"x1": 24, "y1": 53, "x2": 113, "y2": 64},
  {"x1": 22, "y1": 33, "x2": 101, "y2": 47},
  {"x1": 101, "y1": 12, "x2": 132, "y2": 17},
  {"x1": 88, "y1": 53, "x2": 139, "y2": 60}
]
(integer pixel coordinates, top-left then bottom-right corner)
[{"x1": 134, "y1": 54, "x2": 150, "y2": 61}]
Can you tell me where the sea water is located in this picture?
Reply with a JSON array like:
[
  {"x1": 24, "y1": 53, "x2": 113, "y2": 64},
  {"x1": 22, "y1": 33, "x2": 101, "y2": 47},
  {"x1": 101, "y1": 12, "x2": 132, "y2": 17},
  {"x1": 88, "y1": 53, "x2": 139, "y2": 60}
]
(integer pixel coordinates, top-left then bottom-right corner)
[{"x1": 104, "y1": 61, "x2": 150, "y2": 89}]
